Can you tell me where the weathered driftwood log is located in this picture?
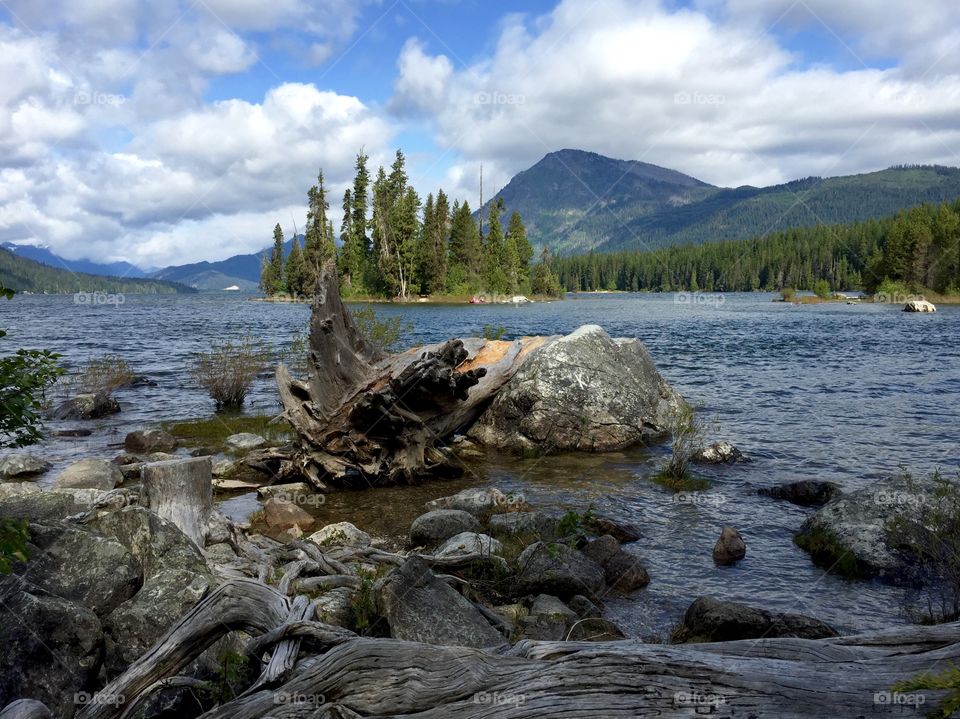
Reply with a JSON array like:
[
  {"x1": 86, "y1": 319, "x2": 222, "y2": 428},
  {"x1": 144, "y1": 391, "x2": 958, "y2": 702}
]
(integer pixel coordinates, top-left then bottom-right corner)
[
  {"x1": 140, "y1": 457, "x2": 213, "y2": 548},
  {"x1": 263, "y1": 260, "x2": 545, "y2": 489},
  {"x1": 65, "y1": 575, "x2": 960, "y2": 719}
]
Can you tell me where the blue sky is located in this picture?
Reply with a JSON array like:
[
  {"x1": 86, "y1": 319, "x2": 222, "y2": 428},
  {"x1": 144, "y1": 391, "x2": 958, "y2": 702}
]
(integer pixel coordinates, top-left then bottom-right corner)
[{"x1": 0, "y1": 0, "x2": 957, "y2": 267}]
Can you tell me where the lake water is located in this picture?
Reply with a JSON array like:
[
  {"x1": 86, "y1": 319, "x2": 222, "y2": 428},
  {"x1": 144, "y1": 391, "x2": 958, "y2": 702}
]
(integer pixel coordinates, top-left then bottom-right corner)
[{"x1": 2, "y1": 291, "x2": 958, "y2": 639}]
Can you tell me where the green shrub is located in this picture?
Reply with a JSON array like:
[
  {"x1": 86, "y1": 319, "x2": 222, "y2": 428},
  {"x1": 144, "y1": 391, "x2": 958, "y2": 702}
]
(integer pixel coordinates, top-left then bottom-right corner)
[
  {"x1": 63, "y1": 355, "x2": 135, "y2": 395},
  {"x1": 191, "y1": 338, "x2": 269, "y2": 411},
  {"x1": 350, "y1": 306, "x2": 412, "y2": 358},
  {"x1": 813, "y1": 279, "x2": 831, "y2": 299}
]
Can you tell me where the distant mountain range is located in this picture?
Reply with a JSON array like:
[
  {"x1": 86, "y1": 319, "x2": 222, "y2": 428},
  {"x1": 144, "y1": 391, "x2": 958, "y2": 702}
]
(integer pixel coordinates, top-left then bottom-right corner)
[
  {"x1": 147, "y1": 238, "x2": 298, "y2": 291},
  {"x1": 482, "y1": 150, "x2": 960, "y2": 254},
  {"x1": 1, "y1": 242, "x2": 149, "y2": 278},
  {"x1": 0, "y1": 246, "x2": 193, "y2": 295}
]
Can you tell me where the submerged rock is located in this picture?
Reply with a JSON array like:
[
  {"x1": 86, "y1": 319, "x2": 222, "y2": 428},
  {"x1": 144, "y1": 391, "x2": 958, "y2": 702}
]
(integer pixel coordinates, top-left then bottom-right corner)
[
  {"x1": 54, "y1": 458, "x2": 122, "y2": 490},
  {"x1": 903, "y1": 300, "x2": 936, "y2": 312},
  {"x1": 225, "y1": 433, "x2": 267, "y2": 451},
  {"x1": 410, "y1": 509, "x2": 480, "y2": 546},
  {"x1": 0, "y1": 454, "x2": 51, "y2": 480},
  {"x1": 376, "y1": 556, "x2": 503, "y2": 648},
  {"x1": 124, "y1": 429, "x2": 178, "y2": 454},
  {"x1": 759, "y1": 480, "x2": 841, "y2": 507},
  {"x1": 713, "y1": 526, "x2": 747, "y2": 565},
  {"x1": 795, "y1": 474, "x2": 937, "y2": 582},
  {"x1": 262, "y1": 497, "x2": 315, "y2": 532},
  {"x1": 469, "y1": 325, "x2": 685, "y2": 454},
  {"x1": 425, "y1": 487, "x2": 524, "y2": 516},
  {"x1": 674, "y1": 596, "x2": 837, "y2": 643},
  {"x1": 693, "y1": 441, "x2": 747, "y2": 464},
  {"x1": 49, "y1": 391, "x2": 120, "y2": 420}
]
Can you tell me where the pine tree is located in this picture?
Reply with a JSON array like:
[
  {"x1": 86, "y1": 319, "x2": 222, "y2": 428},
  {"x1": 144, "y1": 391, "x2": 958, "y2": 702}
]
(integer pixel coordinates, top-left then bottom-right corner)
[
  {"x1": 351, "y1": 150, "x2": 371, "y2": 287},
  {"x1": 483, "y1": 201, "x2": 510, "y2": 294},
  {"x1": 285, "y1": 236, "x2": 305, "y2": 296},
  {"x1": 449, "y1": 200, "x2": 482, "y2": 282},
  {"x1": 268, "y1": 223, "x2": 285, "y2": 294},
  {"x1": 506, "y1": 211, "x2": 533, "y2": 287},
  {"x1": 531, "y1": 247, "x2": 560, "y2": 296},
  {"x1": 303, "y1": 170, "x2": 332, "y2": 289}
]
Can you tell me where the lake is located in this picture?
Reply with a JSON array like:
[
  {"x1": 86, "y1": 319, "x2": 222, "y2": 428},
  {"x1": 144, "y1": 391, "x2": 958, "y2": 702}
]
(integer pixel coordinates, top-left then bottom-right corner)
[{"x1": 2, "y1": 291, "x2": 958, "y2": 639}]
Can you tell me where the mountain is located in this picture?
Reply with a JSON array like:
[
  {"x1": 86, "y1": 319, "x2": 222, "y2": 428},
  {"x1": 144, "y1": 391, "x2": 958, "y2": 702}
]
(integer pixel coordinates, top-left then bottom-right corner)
[
  {"x1": 0, "y1": 246, "x2": 194, "y2": 294},
  {"x1": 484, "y1": 150, "x2": 960, "y2": 254},
  {"x1": 1, "y1": 242, "x2": 147, "y2": 278},
  {"x1": 150, "y1": 238, "x2": 300, "y2": 291}
]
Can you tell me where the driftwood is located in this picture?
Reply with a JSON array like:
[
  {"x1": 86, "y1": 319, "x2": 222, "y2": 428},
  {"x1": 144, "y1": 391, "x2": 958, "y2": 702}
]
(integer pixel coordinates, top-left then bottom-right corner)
[
  {"x1": 58, "y1": 576, "x2": 956, "y2": 719},
  {"x1": 260, "y1": 260, "x2": 546, "y2": 489}
]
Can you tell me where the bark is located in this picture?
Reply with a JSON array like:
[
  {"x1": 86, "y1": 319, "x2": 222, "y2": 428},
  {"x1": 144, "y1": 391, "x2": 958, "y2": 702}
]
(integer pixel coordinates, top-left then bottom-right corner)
[{"x1": 140, "y1": 457, "x2": 214, "y2": 548}]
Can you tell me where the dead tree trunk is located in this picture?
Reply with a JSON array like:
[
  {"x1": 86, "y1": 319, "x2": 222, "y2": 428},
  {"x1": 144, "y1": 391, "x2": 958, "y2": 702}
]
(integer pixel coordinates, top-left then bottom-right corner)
[
  {"x1": 141, "y1": 457, "x2": 214, "y2": 548},
  {"x1": 263, "y1": 260, "x2": 544, "y2": 489}
]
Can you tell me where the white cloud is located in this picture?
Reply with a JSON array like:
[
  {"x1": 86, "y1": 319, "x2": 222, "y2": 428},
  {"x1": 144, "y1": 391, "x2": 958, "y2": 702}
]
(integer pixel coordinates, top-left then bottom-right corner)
[{"x1": 392, "y1": 0, "x2": 960, "y2": 194}]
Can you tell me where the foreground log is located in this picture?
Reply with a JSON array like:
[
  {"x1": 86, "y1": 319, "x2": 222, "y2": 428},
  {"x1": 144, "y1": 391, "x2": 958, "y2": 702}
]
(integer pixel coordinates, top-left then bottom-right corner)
[
  {"x1": 57, "y1": 576, "x2": 958, "y2": 719},
  {"x1": 267, "y1": 260, "x2": 543, "y2": 488}
]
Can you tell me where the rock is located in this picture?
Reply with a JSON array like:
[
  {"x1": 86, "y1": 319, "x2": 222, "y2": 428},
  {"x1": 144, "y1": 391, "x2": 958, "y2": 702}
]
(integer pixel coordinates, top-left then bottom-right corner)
[
  {"x1": 604, "y1": 548, "x2": 651, "y2": 592},
  {"x1": 904, "y1": 299, "x2": 936, "y2": 312},
  {"x1": 376, "y1": 556, "x2": 503, "y2": 648},
  {"x1": 795, "y1": 474, "x2": 937, "y2": 582},
  {"x1": 693, "y1": 441, "x2": 747, "y2": 464},
  {"x1": 581, "y1": 535, "x2": 620, "y2": 566},
  {"x1": 54, "y1": 458, "x2": 122, "y2": 490},
  {"x1": 0, "y1": 454, "x2": 51, "y2": 480},
  {"x1": 674, "y1": 596, "x2": 838, "y2": 643},
  {"x1": 124, "y1": 429, "x2": 178, "y2": 454},
  {"x1": 759, "y1": 480, "x2": 842, "y2": 507},
  {"x1": 262, "y1": 497, "x2": 315, "y2": 532},
  {"x1": 583, "y1": 535, "x2": 650, "y2": 591},
  {"x1": 190, "y1": 446, "x2": 219, "y2": 457},
  {"x1": 0, "y1": 700, "x2": 54, "y2": 718},
  {"x1": 49, "y1": 391, "x2": 120, "y2": 420},
  {"x1": 488, "y1": 511, "x2": 561, "y2": 539},
  {"x1": 425, "y1": 487, "x2": 525, "y2": 516},
  {"x1": 0, "y1": 482, "x2": 41, "y2": 500},
  {"x1": 87, "y1": 506, "x2": 210, "y2": 579},
  {"x1": 102, "y1": 569, "x2": 209, "y2": 675},
  {"x1": 519, "y1": 594, "x2": 578, "y2": 640},
  {"x1": 568, "y1": 618, "x2": 627, "y2": 641},
  {"x1": 514, "y1": 542, "x2": 605, "y2": 599},
  {"x1": 0, "y1": 489, "x2": 104, "y2": 521},
  {"x1": 0, "y1": 589, "x2": 103, "y2": 717},
  {"x1": 469, "y1": 325, "x2": 685, "y2": 453},
  {"x1": 15, "y1": 523, "x2": 142, "y2": 617},
  {"x1": 313, "y1": 587, "x2": 357, "y2": 629},
  {"x1": 256, "y1": 482, "x2": 312, "y2": 501},
  {"x1": 213, "y1": 478, "x2": 260, "y2": 491},
  {"x1": 225, "y1": 433, "x2": 267, "y2": 451},
  {"x1": 410, "y1": 509, "x2": 480, "y2": 545},
  {"x1": 568, "y1": 594, "x2": 602, "y2": 619},
  {"x1": 145, "y1": 452, "x2": 180, "y2": 463},
  {"x1": 585, "y1": 515, "x2": 642, "y2": 543},
  {"x1": 212, "y1": 459, "x2": 236, "y2": 478},
  {"x1": 713, "y1": 526, "x2": 747, "y2": 565},
  {"x1": 434, "y1": 532, "x2": 503, "y2": 558},
  {"x1": 52, "y1": 428, "x2": 93, "y2": 437},
  {"x1": 308, "y1": 521, "x2": 369, "y2": 547}
]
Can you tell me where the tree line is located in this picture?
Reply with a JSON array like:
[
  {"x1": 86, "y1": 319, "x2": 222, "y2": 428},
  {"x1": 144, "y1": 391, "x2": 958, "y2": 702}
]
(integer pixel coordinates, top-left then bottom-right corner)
[
  {"x1": 260, "y1": 150, "x2": 561, "y2": 300},
  {"x1": 550, "y1": 199, "x2": 960, "y2": 296}
]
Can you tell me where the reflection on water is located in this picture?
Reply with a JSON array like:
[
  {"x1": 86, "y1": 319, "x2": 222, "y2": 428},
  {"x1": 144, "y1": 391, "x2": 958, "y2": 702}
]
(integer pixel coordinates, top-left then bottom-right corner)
[{"x1": 3, "y1": 292, "x2": 958, "y2": 637}]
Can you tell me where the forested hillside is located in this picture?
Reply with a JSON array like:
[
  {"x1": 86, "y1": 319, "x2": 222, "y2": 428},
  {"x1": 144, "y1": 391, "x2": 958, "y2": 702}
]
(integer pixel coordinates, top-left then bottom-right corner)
[{"x1": 551, "y1": 199, "x2": 960, "y2": 295}]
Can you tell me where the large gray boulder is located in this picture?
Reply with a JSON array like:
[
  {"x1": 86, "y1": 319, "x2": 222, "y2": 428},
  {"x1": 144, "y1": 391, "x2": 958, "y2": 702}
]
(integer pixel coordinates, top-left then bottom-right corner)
[
  {"x1": 0, "y1": 454, "x2": 51, "y2": 480},
  {"x1": 376, "y1": 556, "x2": 503, "y2": 648},
  {"x1": 424, "y1": 487, "x2": 523, "y2": 516},
  {"x1": 49, "y1": 391, "x2": 120, "y2": 420},
  {"x1": 0, "y1": 589, "x2": 103, "y2": 717},
  {"x1": 15, "y1": 524, "x2": 142, "y2": 617},
  {"x1": 513, "y1": 541, "x2": 606, "y2": 599},
  {"x1": 0, "y1": 489, "x2": 104, "y2": 522},
  {"x1": 469, "y1": 325, "x2": 685, "y2": 454},
  {"x1": 410, "y1": 509, "x2": 480, "y2": 545},
  {"x1": 54, "y1": 459, "x2": 122, "y2": 490},
  {"x1": 124, "y1": 429, "x2": 178, "y2": 454},
  {"x1": 673, "y1": 597, "x2": 837, "y2": 643},
  {"x1": 434, "y1": 532, "x2": 502, "y2": 558},
  {"x1": 795, "y1": 474, "x2": 937, "y2": 582}
]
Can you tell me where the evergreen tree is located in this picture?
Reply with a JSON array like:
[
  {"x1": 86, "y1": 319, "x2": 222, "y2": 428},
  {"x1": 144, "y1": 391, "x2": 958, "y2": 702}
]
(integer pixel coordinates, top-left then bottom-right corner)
[
  {"x1": 531, "y1": 247, "x2": 561, "y2": 296},
  {"x1": 303, "y1": 170, "x2": 332, "y2": 289},
  {"x1": 449, "y1": 200, "x2": 482, "y2": 281},
  {"x1": 285, "y1": 236, "x2": 305, "y2": 296},
  {"x1": 483, "y1": 201, "x2": 510, "y2": 294},
  {"x1": 262, "y1": 223, "x2": 285, "y2": 295},
  {"x1": 506, "y1": 211, "x2": 533, "y2": 286},
  {"x1": 350, "y1": 150, "x2": 371, "y2": 286}
]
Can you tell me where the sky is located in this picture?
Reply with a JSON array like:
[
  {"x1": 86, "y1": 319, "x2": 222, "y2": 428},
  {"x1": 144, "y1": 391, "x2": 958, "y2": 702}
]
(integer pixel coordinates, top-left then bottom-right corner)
[{"x1": 1, "y1": 0, "x2": 959, "y2": 269}]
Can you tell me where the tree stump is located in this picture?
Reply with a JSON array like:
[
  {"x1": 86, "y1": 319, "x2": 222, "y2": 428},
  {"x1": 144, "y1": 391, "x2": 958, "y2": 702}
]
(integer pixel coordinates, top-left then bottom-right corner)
[{"x1": 141, "y1": 457, "x2": 213, "y2": 548}]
